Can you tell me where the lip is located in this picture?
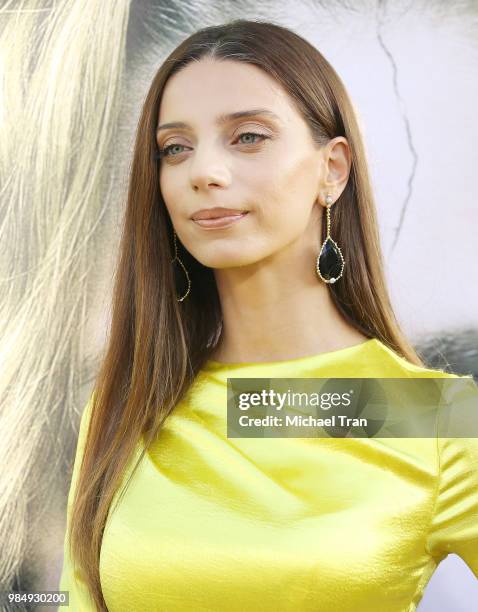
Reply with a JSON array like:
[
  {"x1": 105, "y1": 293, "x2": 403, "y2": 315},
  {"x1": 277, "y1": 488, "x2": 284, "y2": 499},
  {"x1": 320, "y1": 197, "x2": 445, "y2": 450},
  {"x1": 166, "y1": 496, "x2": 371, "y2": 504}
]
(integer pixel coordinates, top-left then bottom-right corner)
[
  {"x1": 191, "y1": 207, "x2": 249, "y2": 221},
  {"x1": 193, "y1": 212, "x2": 249, "y2": 229}
]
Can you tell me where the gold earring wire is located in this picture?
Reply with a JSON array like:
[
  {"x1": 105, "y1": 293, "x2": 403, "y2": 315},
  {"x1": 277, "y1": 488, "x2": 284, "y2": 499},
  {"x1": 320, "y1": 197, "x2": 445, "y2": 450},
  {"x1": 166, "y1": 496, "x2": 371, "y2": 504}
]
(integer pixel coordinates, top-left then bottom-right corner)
[
  {"x1": 171, "y1": 231, "x2": 191, "y2": 302},
  {"x1": 316, "y1": 193, "x2": 345, "y2": 284}
]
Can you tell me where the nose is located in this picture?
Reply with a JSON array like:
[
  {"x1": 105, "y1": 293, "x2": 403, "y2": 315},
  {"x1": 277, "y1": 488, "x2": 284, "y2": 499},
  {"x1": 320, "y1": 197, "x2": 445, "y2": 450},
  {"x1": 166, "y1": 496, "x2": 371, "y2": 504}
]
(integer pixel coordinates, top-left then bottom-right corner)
[{"x1": 189, "y1": 142, "x2": 231, "y2": 191}]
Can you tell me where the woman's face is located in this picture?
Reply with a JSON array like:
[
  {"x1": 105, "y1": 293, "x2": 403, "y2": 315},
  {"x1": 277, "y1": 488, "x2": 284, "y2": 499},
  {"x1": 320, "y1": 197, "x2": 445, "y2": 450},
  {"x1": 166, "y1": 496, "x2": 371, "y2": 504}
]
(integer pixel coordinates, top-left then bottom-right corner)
[{"x1": 157, "y1": 57, "x2": 342, "y2": 269}]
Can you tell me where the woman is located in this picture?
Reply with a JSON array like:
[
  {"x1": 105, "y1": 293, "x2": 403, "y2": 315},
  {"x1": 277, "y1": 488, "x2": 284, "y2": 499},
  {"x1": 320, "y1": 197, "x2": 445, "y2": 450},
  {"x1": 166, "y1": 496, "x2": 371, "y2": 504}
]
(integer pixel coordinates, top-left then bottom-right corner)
[{"x1": 59, "y1": 19, "x2": 478, "y2": 611}]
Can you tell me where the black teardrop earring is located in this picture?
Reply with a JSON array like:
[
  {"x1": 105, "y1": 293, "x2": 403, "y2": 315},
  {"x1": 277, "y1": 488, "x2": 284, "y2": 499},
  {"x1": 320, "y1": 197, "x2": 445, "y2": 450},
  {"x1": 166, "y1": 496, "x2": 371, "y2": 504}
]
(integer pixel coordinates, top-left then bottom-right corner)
[
  {"x1": 171, "y1": 230, "x2": 191, "y2": 302},
  {"x1": 316, "y1": 194, "x2": 345, "y2": 284}
]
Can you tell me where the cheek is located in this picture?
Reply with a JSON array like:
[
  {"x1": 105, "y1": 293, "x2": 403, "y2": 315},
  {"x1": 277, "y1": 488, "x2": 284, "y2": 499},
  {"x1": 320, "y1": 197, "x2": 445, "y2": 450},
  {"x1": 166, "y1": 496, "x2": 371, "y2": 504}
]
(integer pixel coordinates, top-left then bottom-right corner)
[{"x1": 256, "y1": 155, "x2": 319, "y2": 228}]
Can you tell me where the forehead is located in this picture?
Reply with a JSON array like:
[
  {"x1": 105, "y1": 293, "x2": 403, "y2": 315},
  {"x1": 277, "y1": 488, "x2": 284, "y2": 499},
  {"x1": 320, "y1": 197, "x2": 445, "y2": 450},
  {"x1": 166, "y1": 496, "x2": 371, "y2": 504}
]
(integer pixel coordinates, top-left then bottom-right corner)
[{"x1": 158, "y1": 58, "x2": 295, "y2": 125}]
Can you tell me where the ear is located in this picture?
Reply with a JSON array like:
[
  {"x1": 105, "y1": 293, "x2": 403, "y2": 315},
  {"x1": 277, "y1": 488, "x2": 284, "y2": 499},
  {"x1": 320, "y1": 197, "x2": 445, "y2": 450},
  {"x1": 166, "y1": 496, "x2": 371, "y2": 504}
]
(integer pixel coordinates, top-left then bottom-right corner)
[{"x1": 319, "y1": 137, "x2": 351, "y2": 202}]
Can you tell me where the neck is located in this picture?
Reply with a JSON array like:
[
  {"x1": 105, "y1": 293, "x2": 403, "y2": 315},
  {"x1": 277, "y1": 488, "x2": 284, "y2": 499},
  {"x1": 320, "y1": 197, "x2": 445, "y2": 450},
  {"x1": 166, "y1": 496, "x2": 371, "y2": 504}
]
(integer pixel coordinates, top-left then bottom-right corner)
[{"x1": 210, "y1": 238, "x2": 367, "y2": 364}]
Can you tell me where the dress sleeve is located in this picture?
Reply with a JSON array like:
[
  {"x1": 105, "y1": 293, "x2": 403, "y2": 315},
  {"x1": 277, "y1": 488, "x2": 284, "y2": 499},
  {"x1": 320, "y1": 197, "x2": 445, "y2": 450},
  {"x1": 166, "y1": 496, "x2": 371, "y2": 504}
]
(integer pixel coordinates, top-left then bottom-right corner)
[
  {"x1": 58, "y1": 395, "x2": 97, "y2": 610},
  {"x1": 427, "y1": 432, "x2": 478, "y2": 577}
]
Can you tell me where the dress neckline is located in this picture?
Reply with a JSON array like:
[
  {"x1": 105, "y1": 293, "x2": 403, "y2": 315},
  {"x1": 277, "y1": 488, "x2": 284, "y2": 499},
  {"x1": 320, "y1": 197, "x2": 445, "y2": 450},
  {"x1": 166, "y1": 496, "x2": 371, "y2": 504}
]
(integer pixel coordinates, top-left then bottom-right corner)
[{"x1": 203, "y1": 337, "x2": 379, "y2": 370}]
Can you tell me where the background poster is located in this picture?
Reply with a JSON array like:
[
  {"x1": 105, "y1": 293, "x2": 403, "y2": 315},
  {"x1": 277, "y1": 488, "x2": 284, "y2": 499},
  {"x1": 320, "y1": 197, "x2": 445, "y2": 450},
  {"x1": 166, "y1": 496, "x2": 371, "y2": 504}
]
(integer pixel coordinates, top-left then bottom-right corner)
[{"x1": 0, "y1": 1, "x2": 476, "y2": 610}]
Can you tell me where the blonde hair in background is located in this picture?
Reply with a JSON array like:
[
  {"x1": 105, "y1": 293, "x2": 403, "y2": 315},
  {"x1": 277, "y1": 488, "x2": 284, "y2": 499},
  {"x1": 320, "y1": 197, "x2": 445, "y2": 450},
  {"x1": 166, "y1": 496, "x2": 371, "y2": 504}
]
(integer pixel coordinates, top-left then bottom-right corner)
[{"x1": 0, "y1": 0, "x2": 130, "y2": 593}]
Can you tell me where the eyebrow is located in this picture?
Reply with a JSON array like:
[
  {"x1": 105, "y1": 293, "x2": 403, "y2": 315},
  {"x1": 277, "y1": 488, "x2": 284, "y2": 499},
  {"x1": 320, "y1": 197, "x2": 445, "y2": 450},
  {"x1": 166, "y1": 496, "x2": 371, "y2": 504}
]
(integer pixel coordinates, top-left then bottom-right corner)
[{"x1": 156, "y1": 108, "x2": 281, "y2": 134}]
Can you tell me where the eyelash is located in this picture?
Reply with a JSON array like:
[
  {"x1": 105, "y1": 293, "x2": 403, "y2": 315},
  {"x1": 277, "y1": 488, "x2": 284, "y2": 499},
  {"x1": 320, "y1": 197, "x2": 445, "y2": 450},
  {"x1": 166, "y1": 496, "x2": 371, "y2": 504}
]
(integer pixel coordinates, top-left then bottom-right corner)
[{"x1": 157, "y1": 132, "x2": 270, "y2": 159}]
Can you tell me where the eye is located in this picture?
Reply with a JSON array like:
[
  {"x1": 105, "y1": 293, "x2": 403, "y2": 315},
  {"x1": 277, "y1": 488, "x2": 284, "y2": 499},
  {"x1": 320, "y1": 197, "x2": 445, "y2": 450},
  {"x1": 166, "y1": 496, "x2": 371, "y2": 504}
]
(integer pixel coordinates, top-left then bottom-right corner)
[
  {"x1": 235, "y1": 131, "x2": 269, "y2": 145},
  {"x1": 158, "y1": 143, "x2": 191, "y2": 158}
]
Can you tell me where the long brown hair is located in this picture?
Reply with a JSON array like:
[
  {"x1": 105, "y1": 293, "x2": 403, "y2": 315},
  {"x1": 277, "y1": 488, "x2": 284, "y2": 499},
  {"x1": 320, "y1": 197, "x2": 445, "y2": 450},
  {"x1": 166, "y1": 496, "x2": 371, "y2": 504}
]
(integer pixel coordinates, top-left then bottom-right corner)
[{"x1": 68, "y1": 19, "x2": 427, "y2": 610}]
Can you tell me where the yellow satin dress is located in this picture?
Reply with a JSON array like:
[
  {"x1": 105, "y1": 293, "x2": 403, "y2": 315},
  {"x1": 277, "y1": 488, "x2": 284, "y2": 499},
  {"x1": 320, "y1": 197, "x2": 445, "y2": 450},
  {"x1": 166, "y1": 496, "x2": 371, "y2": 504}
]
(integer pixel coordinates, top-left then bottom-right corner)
[{"x1": 59, "y1": 338, "x2": 478, "y2": 611}]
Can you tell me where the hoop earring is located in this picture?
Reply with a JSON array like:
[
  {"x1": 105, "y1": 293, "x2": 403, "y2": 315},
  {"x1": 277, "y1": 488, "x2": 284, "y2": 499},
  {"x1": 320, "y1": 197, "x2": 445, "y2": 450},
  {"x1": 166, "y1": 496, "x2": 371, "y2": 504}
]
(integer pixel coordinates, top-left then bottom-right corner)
[
  {"x1": 316, "y1": 194, "x2": 345, "y2": 284},
  {"x1": 171, "y1": 231, "x2": 191, "y2": 302}
]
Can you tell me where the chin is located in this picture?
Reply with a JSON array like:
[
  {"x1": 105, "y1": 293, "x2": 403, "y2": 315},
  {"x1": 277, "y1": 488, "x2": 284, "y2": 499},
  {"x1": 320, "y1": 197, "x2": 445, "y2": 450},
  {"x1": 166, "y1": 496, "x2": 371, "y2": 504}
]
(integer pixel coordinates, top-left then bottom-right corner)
[{"x1": 194, "y1": 249, "x2": 260, "y2": 270}]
